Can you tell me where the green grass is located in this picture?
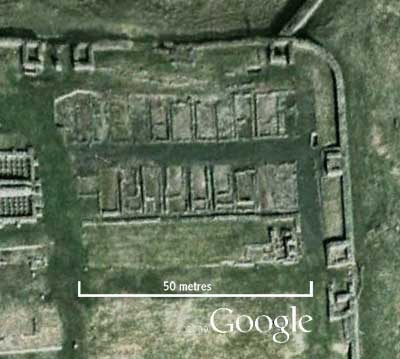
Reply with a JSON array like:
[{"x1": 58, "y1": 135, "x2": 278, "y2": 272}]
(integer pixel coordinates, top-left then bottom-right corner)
[{"x1": 0, "y1": 76, "x2": 86, "y2": 359}]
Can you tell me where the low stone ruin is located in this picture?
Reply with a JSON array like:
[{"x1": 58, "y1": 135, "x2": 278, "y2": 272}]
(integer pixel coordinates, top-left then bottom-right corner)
[
  {"x1": 239, "y1": 215, "x2": 302, "y2": 265},
  {"x1": 54, "y1": 90, "x2": 298, "y2": 146},
  {"x1": 79, "y1": 162, "x2": 299, "y2": 222},
  {"x1": 325, "y1": 238, "x2": 354, "y2": 269},
  {"x1": 0, "y1": 244, "x2": 63, "y2": 356},
  {"x1": 0, "y1": 148, "x2": 43, "y2": 228},
  {"x1": 328, "y1": 275, "x2": 356, "y2": 322}
]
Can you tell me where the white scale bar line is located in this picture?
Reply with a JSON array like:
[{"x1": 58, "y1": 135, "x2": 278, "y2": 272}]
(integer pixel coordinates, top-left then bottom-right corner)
[{"x1": 77, "y1": 281, "x2": 313, "y2": 298}]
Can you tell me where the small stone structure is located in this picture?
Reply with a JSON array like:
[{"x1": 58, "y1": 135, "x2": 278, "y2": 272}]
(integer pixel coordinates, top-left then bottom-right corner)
[
  {"x1": 324, "y1": 147, "x2": 343, "y2": 177},
  {"x1": 269, "y1": 40, "x2": 294, "y2": 66},
  {"x1": 21, "y1": 41, "x2": 46, "y2": 77},
  {"x1": 239, "y1": 215, "x2": 302, "y2": 265},
  {"x1": 328, "y1": 275, "x2": 356, "y2": 322},
  {"x1": 72, "y1": 43, "x2": 95, "y2": 72},
  {"x1": 325, "y1": 238, "x2": 353, "y2": 269}
]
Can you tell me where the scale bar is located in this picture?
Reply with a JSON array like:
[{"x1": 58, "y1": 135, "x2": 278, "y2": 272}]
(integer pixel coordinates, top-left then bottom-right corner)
[{"x1": 77, "y1": 281, "x2": 313, "y2": 298}]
